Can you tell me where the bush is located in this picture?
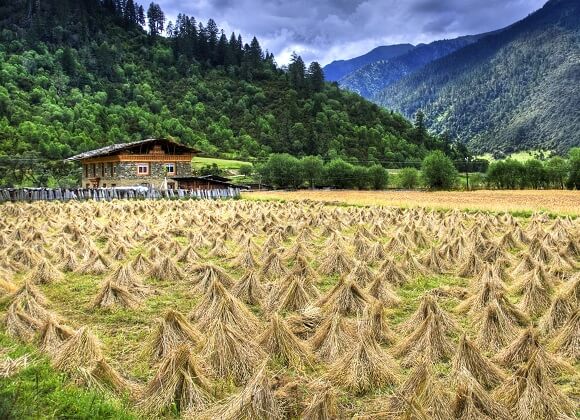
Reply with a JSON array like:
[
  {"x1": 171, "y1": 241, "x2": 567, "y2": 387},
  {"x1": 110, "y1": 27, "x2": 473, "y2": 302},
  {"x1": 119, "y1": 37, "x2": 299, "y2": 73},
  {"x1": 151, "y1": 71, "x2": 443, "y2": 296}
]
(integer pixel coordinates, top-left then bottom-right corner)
[
  {"x1": 324, "y1": 158, "x2": 354, "y2": 189},
  {"x1": 352, "y1": 166, "x2": 370, "y2": 190},
  {"x1": 198, "y1": 163, "x2": 224, "y2": 176},
  {"x1": 300, "y1": 156, "x2": 324, "y2": 188},
  {"x1": 367, "y1": 164, "x2": 388, "y2": 190},
  {"x1": 567, "y1": 148, "x2": 580, "y2": 190},
  {"x1": 523, "y1": 159, "x2": 546, "y2": 189},
  {"x1": 545, "y1": 157, "x2": 568, "y2": 189},
  {"x1": 421, "y1": 151, "x2": 458, "y2": 190},
  {"x1": 238, "y1": 164, "x2": 254, "y2": 177},
  {"x1": 486, "y1": 159, "x2": 525, "y2": 189},
  {"x1": 398, "y1": 167, "x2": 419, "y2": 189},
  {"x1": 258, "y1": 153, "x2": 303, "y2": 188}
]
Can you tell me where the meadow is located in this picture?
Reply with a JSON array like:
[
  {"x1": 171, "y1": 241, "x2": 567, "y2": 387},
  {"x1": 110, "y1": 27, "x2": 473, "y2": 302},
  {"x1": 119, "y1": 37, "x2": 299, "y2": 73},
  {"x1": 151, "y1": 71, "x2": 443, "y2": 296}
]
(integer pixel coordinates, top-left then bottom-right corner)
[
  {"x1": 245, "y1": 189, "x2": 580, "y2": 217},
  {"x1": 0, "y1": 199, "x2": 578, "y2": 419}
]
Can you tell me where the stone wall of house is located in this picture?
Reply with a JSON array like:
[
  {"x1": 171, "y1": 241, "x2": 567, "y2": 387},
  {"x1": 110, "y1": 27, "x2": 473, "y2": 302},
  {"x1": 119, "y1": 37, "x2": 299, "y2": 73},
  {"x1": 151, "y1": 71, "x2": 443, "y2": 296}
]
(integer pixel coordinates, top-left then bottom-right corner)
[{"x1": 81, "y1": 160, "x2": 193, "y2": 188}]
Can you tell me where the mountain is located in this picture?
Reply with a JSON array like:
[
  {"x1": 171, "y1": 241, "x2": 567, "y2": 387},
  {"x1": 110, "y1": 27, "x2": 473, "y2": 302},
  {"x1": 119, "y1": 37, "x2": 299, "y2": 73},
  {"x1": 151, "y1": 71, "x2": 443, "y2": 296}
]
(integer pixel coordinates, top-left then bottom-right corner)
[
  {"x1": 323, "y1": 44, "x2": 414, "y2": 82},
  {"x1": 0, "y1": 0, "x2": 458, "y2": 187},
  {"x1": 339, "y1": 35, "x2": 485, "y2": 99},
  {"x1": 375, "y1": 0, "x2": 580, "y2": 154}
]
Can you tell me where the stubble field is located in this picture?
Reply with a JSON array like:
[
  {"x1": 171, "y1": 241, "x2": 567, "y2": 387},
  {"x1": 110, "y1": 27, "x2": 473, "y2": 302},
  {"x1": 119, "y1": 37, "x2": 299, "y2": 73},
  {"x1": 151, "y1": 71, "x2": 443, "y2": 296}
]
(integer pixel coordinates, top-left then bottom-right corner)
[
  {"x1": 245, "y1": 189, "x2": 580, "y2": 217},
  {"x1": 0, "y1": 198, "x2": 578, "y2": 419}
]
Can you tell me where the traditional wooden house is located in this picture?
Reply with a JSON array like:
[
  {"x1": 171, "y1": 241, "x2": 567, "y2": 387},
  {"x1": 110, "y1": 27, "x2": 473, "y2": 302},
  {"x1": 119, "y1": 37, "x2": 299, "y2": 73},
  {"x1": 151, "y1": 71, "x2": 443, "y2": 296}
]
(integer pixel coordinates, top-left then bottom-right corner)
[{"x1": 66, "y1": 138, "x2": 200, "y2": 189}]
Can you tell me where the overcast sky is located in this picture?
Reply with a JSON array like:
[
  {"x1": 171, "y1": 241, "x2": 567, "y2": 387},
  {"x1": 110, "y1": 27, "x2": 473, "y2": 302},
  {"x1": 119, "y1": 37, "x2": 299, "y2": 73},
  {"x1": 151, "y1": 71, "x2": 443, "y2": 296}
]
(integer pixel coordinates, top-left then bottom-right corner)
[{"x1": 156, "y1": 0, "x2": 547, "y2": 66}]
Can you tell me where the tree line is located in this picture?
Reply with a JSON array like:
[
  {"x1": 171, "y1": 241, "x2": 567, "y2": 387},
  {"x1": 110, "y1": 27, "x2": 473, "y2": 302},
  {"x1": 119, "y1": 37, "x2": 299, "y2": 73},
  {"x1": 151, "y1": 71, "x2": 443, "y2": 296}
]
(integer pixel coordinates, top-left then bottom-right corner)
[
  {"x1": 254, "y1": 154, "x2": 389, "y2": 190},
  {"x1": 251, "y1": 148, "x2": 580, "y2": 191},
  {"x1": 486, "y1": 149, "x2": 580, "y2": 190}
]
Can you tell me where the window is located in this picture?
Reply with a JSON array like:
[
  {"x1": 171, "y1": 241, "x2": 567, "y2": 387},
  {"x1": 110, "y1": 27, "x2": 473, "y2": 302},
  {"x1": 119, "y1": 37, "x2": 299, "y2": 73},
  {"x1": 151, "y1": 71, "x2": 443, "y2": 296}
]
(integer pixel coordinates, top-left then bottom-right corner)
[
  {"x1": 84, "y1": 165, "x2": 88, "y2": 177},
  {"x1": 91, "y1": 164, "x2": 96, "y2": 177},
  {"x1": 137, "y1": 163, "x2": 149, "y2": 175},
  {"x1": 112, "y1": 163, "x2": 117, "y2": 176},
  {"x1": 109, "y1": 162, "x2": 115, "y2": 177},
  {"x1": 111, "y1": 184, "x2": 116, "y2": 187},
  {"x1": 100, "y1": 163, "x2": 105, "y2": 177},
  {"x1": 102, "y1": 183, "x2": 107, "y2": 188},
  {"x1": 164, "y1": 163, "x2": 176, "y2": 175}
]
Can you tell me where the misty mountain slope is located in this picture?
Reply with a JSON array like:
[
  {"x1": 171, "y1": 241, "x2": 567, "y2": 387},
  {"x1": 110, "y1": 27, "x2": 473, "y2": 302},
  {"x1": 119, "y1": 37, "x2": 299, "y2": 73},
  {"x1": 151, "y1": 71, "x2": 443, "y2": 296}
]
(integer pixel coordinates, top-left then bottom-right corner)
[
  {"x1": 375, "y1": 0, "x2": 580, "y2": 153},
  {"x1": 323, "y1": 43, "x2": 414, "y2": 82},
  {"x1": 338, "y1": 35, "x2": 484, "y2": 99}
]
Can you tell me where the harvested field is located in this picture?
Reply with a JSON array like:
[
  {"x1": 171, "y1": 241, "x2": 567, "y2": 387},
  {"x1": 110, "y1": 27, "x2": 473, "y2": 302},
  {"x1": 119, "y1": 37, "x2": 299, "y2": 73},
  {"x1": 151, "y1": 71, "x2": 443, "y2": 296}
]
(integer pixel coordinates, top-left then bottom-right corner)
[
  {"x1": 245, "y1": 190, "x2": 580, "y2": 216},
  {"x1": 0, "y1": 199, "x2": 578, "y2": 418}
]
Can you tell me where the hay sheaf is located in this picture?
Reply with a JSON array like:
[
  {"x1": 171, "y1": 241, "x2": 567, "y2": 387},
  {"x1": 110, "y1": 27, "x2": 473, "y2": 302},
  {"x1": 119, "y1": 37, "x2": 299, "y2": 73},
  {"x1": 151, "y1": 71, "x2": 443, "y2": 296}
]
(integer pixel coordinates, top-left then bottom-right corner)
[
  {"x1": 195, "y1": 360, "x2": 282, "y2": 420},
  {"x1": 494, "y1": 352, "x2": 575, "y2": 420},
  {"x1": 258, "y1": 313, "x2": 313, "y2": 370},
  {"x1": 326, "y1": 330, "x2": 399, "y2": 394},
  {"x1": 140, "y1": 345, "x2": 212, "y2": 414}
]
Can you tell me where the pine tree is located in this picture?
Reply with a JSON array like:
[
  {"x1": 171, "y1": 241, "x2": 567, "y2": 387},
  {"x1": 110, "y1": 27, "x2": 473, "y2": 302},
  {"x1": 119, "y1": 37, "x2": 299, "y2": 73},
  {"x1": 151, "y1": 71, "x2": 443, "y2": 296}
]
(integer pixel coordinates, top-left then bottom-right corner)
[
  {"x1": 225, "y1": 32, "x2": 238, "y2": 66},
  {"x1": 124, "y1": 0, "x2": 137, "y2": 27},
  {"x1": 137, "y1": 5, "x2": 145, "y2": 26},
  {"x1": 60, "y1": 47, "x2": 77, "y2": 76},
  {"x1": 288, "y1": 53, "x2": 306, "y2": 90},
  {"x1": 307, "y1": 61, "x2": 324, "y2": 92},
  {"x1": 206, "y1": 18, "x2": 219, "y2": 63},
  {"x1": 147, "y1": 2, "x2": 164, "y2": 37},
  {"x1": 197, "y1": 22, "x2": 209, "y2": 61},
  {"x1": 413, "y1": 110, "x2": 427, "y2": 145},
  {"x1": 248, "y1": 36, "x2": 263, "y2": 68},
  {"x1": 216, "y1": 31, "x2": 228, "y2": 66}
]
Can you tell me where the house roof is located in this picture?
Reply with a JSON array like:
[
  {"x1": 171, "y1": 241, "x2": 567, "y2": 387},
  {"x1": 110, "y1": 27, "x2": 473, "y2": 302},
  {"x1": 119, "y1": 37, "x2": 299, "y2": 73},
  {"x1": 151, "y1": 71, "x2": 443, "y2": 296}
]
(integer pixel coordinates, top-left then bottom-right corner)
[
  {"x1": 170, "y1": 176, "x2": 249, "y2": 189},
  {"x1": 65, "y1": 138, "x2": 200, "y2": 161},
  {"x1": 197, "y1": 174, "x2": 231, "y2": 182}
]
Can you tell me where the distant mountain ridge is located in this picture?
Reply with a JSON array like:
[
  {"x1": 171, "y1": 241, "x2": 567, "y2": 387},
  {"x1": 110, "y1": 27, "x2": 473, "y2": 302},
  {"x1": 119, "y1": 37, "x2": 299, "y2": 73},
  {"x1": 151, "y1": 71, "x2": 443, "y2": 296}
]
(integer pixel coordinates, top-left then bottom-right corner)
[
  {"x1": 375, "y1": 0, "x2": 580, "y2": 153},
  {"x1": 338, "y1": 34, "x2": 485, "y2": 98},
  {"x1": 323, "y1": 43, "x2": 414, "y2": 82}
]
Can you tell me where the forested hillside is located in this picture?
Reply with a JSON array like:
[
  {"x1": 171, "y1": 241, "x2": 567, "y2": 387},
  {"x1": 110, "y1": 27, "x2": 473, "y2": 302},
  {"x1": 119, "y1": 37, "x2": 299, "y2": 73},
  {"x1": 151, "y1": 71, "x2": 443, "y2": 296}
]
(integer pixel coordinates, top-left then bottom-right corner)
[
  {"x1": 0, "y1": 0, "x2": 460, "y2": 187},
  {"x1": 323, "y1": 44, "x2": 414, "y2": 82},
  {"x1": 375, "y1": 0, "x2": 580, "y2": 154},
  {"x1": 339, "y1": 35, "x2": 484, "y2": 99}
]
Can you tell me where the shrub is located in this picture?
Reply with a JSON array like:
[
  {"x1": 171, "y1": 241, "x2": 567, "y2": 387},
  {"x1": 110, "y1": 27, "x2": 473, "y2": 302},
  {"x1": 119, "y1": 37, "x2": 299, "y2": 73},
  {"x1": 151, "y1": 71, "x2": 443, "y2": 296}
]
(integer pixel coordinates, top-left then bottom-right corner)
[
  {"x1": 545, "y1": 157, "x2": 568, "y2": 189},
  {"x1": 421, "y1": 151, "x2": 458, "y2": 190},
  {"x1": 352, "y1": 166, "x2": 370, "y2": 190},
  {"x1": 258, "y1": 154, "x2": 303, "y2": 188},
  {"x1": 300, "y1": 156, "x2": 324, "y2": 188},
  {"x1": 367, "y1": 165, "x2": 388, "y2": 190},
  {"x1": 238, "y1": 164, "x2": 254, "y2": 177},
  {"x1": 523, "y1": 159, "x2": 546, "y2": 189},
  {"x1": 398, "y1": 167, "x2": 419, "y2": 189},
  {"x1": 324, "y1": 159, "x2": 354, "y2": 189},
  {"x1": 198, "y1": 163, "x2": 224, "y2": 177},
  {"x1": 486, "y1": 159, "x2": 525, "y2": 189},
  {"x1": 566, "y1": 148, "x2": 580, "y2": 190}
]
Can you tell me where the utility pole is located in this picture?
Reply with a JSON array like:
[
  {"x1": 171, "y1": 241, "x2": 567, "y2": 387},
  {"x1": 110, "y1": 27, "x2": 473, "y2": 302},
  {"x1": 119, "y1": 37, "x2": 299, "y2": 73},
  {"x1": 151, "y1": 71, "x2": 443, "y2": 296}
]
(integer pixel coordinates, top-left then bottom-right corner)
[{"x1": 465, "y1": 156, "x2": 470, "y2": 191}]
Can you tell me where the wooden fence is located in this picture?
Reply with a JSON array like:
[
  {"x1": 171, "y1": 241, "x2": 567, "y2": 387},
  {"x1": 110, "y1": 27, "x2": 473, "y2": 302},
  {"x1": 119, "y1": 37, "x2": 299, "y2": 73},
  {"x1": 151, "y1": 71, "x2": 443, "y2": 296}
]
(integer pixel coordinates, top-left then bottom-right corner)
[{"x1": 0, "y1": 187, "x2": 241, "y2": 203}]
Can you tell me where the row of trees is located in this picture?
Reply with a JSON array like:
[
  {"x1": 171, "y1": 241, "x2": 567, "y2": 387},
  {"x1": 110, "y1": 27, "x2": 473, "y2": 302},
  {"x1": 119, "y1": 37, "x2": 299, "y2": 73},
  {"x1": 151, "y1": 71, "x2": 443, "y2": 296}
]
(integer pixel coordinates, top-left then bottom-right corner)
[
  {"x1": 256, "y1": 154, "x2": 389, "y2": 190},
  {"x1": 254, "y1": 151, "x2": 459, "y2": 190},
  {"x1": 486, "y1": 149, "x2": 580, "y2": 190},
  {"x1": 249, "y1": 149, "x2": 580, "y2": 191}
]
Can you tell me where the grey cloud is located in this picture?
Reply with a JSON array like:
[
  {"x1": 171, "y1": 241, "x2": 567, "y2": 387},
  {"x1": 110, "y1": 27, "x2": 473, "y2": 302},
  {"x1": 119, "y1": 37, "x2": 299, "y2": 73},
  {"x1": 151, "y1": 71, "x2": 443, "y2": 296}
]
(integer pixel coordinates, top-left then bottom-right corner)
[{"x1": 156, "y1": 0, "x2": 546, "y2": 65}]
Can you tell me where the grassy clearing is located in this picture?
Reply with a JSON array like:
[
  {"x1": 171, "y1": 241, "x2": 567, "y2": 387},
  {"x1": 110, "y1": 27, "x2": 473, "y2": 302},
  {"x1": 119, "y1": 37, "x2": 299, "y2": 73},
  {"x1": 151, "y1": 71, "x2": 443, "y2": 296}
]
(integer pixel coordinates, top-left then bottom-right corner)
[
  {"x1": 244, "y1": 189, "x2": 580, "y2": 217},
  {"x1": 478, "y1": 150, "x2": 553, "y2": 162},
  {"x1": 191, "y1": 156, "x2": 249, "y2": 170}
]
